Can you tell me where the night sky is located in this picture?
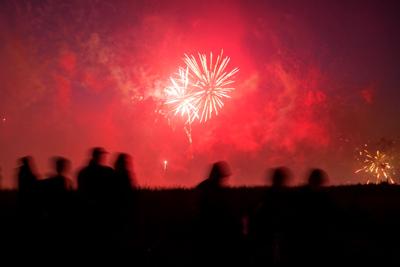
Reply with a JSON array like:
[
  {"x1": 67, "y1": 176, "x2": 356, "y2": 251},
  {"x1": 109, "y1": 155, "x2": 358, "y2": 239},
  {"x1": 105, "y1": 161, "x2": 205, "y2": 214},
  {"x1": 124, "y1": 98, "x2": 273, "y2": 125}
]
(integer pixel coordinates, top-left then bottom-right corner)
[{"x1": 1, "y1": 0, "x2": 399, "y2": 188}]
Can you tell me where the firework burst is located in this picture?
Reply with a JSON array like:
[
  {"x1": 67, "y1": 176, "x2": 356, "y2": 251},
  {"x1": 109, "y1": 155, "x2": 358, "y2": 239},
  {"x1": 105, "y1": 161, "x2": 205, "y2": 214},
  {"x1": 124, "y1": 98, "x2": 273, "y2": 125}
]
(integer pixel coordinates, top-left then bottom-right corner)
[
  {"x1": 164, "y1": 67, "x2": 199, "y2": 124},
  {"x1": 355, "y1": 147, "x2": 395, "y2": 184},
  {"x1": 184, "y1": 50, "x2": 239, "y2": 122},
  {"x1": 163, "y1": 50, "x2": 238, "y2": 145}
]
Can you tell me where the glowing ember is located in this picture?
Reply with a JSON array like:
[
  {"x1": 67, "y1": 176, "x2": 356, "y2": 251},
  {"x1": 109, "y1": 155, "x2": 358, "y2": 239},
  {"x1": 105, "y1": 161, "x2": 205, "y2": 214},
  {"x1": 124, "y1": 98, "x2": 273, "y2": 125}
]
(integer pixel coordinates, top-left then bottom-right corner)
[
  {"x1": 163, "y1": 160, "x2": 168, "y2": 172},
  {"x1": 355, "y1": 147, "x2": 395, "y2": 184}
]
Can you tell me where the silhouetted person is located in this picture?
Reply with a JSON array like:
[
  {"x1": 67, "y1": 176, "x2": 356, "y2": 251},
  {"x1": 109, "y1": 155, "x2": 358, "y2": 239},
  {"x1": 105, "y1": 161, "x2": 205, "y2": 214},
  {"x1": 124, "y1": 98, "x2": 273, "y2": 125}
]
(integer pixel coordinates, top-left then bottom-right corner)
[
  {"x1": 308, "y1": 168, "x2": 328, "y2": 189},
  {"x1": 194, "y1": 161, "x2": 242, "y2": 265},
  {"x1": 296, "y1": 168, "x2": 333, "y2": 265},
  {"x1": 249, "y1": 167, "x2": 294, "y2": 266},
  {"x1": 109, "y1": 153, "x2": 138, "y2": 256},
  {"x1": 76, "y1": 147, "x2": 116, "y2": 260},
  {"x1": 41, "y1": 157, "x2": 73, "y2": 193},
  {"x1": 17, "y1": 156, "x2": 38, "y2": 193},
  {"x1": 16, "y1": 156, "x2": 40, "y2": 260},
  {"x1": 113, "y1": 153, "x2": 137, "y2": 194},
  {"x1": 77, "y1": 147, "x2": 114, "y2": 200},
  {"x1": 38, "y1": 157, "x2": 72, "y2": 213},
  {"x1": 17, "y1": 156, "x2": 39, "y2": 214},
  {"x1": 36, "y1": 157, "x2": 73, "y2": 261},
  {"x1": 196, "y1": 161, "x2": 231, "y2": 191}
]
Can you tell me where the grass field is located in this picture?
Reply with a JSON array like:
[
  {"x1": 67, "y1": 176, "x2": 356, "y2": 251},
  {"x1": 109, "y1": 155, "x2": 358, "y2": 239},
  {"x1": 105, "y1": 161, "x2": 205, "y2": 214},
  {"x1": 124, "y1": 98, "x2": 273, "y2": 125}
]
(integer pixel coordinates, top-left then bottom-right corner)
[{"x1": 0, "y1": 184, "x2": 399, "y2": 265}]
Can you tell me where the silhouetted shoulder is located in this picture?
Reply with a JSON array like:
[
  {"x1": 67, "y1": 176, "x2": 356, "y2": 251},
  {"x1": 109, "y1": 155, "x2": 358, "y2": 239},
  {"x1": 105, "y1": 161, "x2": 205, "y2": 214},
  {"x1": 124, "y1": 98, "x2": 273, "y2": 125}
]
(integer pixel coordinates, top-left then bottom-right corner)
[
  {"x1": 77, "y1": 166, "x2": 91, "y2": 191},
  {"x1": 103, "y1": 165, "x2": 114, "y2": 175},
  {"x1": 196, "y1": 178, "x2": 212, "y2": 190}
]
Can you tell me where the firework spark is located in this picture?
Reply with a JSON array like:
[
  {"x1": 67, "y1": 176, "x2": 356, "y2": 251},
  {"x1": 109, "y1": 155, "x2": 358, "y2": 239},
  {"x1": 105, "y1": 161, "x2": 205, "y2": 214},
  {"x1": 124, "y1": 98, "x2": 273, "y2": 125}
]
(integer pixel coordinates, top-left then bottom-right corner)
[
  {"x1": 355, "y1": 148, "x2": 395, "y2": 184},
  {"x1": 164, "y1": 67, "x2": 199, "y2": 124},
  {"x1": 184, "y1": 50, "x2": 239, "y2": 122},
  {"x1": 163, "y1": 51, "x2": 238, "y2": 145},
  {"x1": 163, "y1": 160, "x2": 168, "y2": 172},
  {"x1": 165, "y1": 51, "x2": 239, "y2": 124}
]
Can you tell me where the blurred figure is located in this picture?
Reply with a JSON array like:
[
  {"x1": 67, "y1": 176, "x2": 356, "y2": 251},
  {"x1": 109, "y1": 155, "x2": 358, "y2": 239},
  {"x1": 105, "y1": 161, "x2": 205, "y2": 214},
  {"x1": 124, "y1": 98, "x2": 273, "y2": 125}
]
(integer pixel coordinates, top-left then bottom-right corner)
[
  {"x1": 37, "y1": 157, "x2": 74, "y2": 260},
  {"x1": 113, "y1": 153, "x2": 137, "y2": 193},
  {"x1": 196, "y1": 161, "x2": 231, "y2": 190},
  {"x1": 41, "y1": 156, "x2": 73, "y2": 193},
  {"x1": 271, "y1": 166, "x2": 291, "y2": 188},
  {"x1": 296, "y1": 168, "x2": 333, "y2": 265},
  {"x1": 16, "y1": 156, "x2": 40, "y2": 259},
  {"x1": 307, "y1": 168, "x2": 329, "y2": 189},
  {"x1": 38, "y1": 156, "x2": 73, "y2": 216},
  {"x1": 17, "y1": 156, "x2": 38, "y2": 193},
  {"x1": 249, "y1": 167, "x2": 294, "y2": 266},
  {"x1": 77, "y1": 147, "x2": 114, "y2": 198},
  {"x1": 110, "y1": 153, "x2": 138, "y2": 257},
  {"x1": 194, "y1": 161, "x2": 242, "y2": 265},
  {"x1": 76, "y1": 147, "x2": 116, "y2": 261}
]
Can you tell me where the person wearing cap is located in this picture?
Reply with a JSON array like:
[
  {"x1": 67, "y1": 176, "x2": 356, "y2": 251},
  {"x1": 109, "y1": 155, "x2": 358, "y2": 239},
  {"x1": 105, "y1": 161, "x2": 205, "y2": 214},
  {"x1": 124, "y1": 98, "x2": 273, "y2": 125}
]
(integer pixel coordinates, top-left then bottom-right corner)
[
  {"x1": 77, "y1": 147, "x2": 114, "y2": 199},
  {"x1": 196, "y1": 161, "x2": 232, "y2": 190},
  {"x1": 194, "y1": 161, "x2": 242, "y2": 265}
]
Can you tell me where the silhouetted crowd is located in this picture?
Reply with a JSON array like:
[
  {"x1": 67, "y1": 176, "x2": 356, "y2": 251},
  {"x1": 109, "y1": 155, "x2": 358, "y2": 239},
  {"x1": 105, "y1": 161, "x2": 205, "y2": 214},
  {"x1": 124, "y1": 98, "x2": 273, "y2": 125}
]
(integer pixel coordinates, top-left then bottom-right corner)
[{"x1": 8, "y1": 147, "x2": 400, "y2": 265}]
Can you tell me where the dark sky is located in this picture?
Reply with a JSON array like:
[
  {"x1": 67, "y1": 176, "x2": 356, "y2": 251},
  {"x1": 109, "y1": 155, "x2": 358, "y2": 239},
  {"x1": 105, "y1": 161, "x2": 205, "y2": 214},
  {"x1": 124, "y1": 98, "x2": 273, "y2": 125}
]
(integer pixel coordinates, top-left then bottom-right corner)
[{"x1": 0, "y1": 0, "x2": 399, "y2": 188}]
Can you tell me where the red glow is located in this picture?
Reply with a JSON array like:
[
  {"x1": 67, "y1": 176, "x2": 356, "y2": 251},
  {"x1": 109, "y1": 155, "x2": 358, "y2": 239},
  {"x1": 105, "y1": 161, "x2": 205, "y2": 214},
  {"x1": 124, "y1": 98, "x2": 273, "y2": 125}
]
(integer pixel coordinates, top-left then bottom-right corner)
[
  {"x1": 59, "y1": 50, "x2": 76, "y2": 74},
  {"x1": 0, "y1": 0, "x2": 398, "y2": 187},
  {"x1": 361, "y1": 88, "x2": 374, "y2": 104}
]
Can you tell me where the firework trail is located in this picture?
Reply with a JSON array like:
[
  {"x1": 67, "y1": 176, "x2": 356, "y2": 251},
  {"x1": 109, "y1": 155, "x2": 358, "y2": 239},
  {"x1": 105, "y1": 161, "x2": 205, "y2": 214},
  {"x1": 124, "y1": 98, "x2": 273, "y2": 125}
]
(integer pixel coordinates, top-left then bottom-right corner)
[{"x1": 163, "y1": 160, "x2": 168, "y2": 172}]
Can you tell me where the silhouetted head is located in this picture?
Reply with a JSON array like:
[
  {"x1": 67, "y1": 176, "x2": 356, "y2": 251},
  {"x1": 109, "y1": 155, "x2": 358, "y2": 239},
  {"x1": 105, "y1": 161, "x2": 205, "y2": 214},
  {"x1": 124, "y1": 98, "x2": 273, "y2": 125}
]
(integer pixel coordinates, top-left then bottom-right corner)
[
  {"x1": 90, "y1": 147, "x2": 108, "y2": 165},
  {"x1": 270, "y1": 166, "x2": 292, "y2": 188},
  {"x1": 20, "y1": 156, "x2": 33, "y2": 168},
  {"x1": 19, "y1": 156, "x2": 37, "y2": 174},
  {"x1": 18, "y1": 156, "x2": 37, "y2": 178},
  {"x1": 307, "y1": 168, "x2": 328, "y2": 188},
  {"x1": 208, "y1": 161, "x2": 232, "y2": 186},
  {"x1": 53, "y1": 157, "x2": 71, "y2": 176},
  {"x1": 114, "y1": 153, "x2": 132, "y2": 172}
]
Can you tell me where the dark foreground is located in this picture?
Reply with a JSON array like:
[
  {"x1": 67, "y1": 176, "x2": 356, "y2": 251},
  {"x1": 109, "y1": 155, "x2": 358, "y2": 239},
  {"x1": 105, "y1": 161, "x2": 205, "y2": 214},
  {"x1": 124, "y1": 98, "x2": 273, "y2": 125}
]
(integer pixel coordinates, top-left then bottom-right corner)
[{"x1": 0, "y1": 185, "x2": 400, "y2": 265}]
